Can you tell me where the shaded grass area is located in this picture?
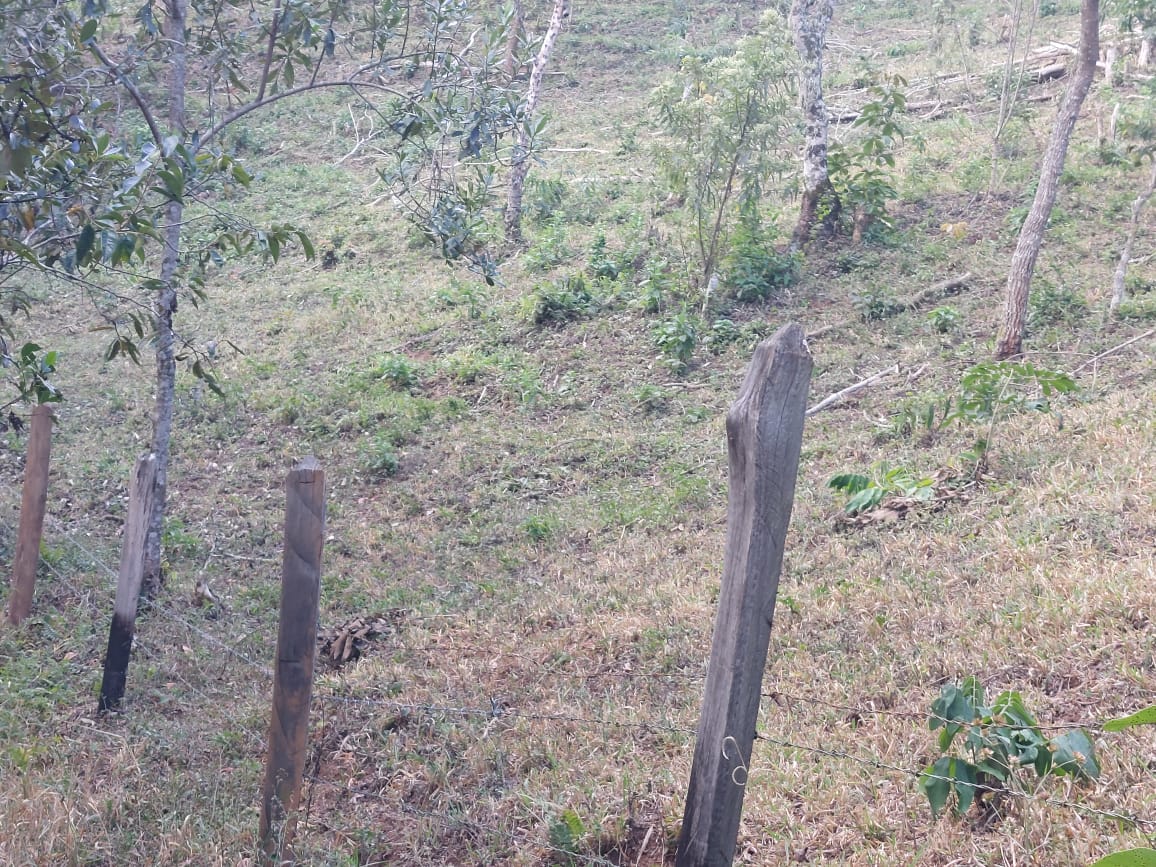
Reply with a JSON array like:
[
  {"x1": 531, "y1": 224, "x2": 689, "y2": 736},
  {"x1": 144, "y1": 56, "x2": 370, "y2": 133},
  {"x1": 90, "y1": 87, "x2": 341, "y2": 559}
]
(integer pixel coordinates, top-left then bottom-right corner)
[{"x1": 3, "y1": 0, "x2": 1156, "y2": 864}]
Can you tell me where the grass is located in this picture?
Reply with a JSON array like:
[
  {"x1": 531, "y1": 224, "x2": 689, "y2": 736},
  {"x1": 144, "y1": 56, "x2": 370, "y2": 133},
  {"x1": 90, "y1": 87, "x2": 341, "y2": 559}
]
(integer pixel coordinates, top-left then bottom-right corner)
[{"x1": 2, "y1": 0, "x2": 1156, "y2": 864}]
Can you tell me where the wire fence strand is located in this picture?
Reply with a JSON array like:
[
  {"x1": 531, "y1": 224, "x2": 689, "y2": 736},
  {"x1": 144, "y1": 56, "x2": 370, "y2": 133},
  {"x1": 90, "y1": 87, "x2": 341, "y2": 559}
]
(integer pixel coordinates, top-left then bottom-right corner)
[{"x1": 4, "y1": 498, "x2": 1155, "y2": 850}]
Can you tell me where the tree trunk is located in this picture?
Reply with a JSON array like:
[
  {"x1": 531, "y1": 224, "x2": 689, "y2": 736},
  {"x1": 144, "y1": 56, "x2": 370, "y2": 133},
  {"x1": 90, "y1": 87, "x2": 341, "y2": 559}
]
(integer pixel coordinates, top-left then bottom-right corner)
[
  {"x1": 995, "y1": 0, "x2": 1098, "y2": 360},
  {"x1": 1140, "y1": 34, "x2": 1154, "y2": 68},
  {"x1": 143, "y1": 0, "x2": 188, "y2": 597},
  {"x1": 789, "y1": 0, "x2": 834, "y2": 250},
  {"x1": 501, "y1": 0, "x2": 524, "y2": 83},
  {"x1": 504, "y1": 0, "x2": 568, "y2": 244},
  {"x1": 1111, "y1": 158, "x2": 1156, "y2": 314}
]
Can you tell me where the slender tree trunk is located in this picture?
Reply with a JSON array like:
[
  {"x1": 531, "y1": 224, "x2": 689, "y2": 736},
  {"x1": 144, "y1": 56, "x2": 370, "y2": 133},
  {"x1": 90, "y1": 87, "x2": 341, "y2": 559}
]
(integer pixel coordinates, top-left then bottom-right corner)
[
  {"x1": 995, "y1": 0, "x2": 1098, "y2": 360},
  {"x1": 1140, "y1": 34, "x2": 1154, "y2": 68},
  {"x1": 1111, "y1": 158, "x2": 1156, "y2": 314},
  {"x1": 789, "y1": 0, "x2": 834, "y2": 250},
  {"x1": 501, "y1": 0, "x2": 524, "y2": 83},
  {"x1": 143, "y1": 0, "x2": 188, "y2": 597},
  {"x1": 504, "y1": 0, "x2": 568, "y2": 244}
]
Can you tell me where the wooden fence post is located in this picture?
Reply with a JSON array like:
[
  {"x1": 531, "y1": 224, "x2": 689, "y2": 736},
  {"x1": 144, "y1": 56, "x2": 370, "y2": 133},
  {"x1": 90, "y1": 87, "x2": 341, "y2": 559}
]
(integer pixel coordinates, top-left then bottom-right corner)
[
  {"x1": 8, "y1": 404, "x2": 54, "y2": 625},
  {"x1": 260, "y1": 457, "x2": 325, "y2": 862},
  {"x1": 675, "y1": 323, "x2": 812, "y2": 867},
  {"x1": 98, "y1": 453, "x2": 157, "y2": 712}
]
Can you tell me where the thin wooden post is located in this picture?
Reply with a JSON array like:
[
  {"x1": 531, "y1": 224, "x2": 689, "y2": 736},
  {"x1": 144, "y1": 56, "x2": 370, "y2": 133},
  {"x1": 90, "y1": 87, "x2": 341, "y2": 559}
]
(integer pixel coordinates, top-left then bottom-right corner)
[
  {"x1": 98, "y1": 453, "x2": 157, "y2": 712},
  {"x1": 260, "y1": 457, "x2": 325, "y2": 862},
  {"x1": 8, "y1": 405, "x2": 54, "y2": 625},
  {"x1": 676, "y1": 323, "x2": 812, "y2": 867}
]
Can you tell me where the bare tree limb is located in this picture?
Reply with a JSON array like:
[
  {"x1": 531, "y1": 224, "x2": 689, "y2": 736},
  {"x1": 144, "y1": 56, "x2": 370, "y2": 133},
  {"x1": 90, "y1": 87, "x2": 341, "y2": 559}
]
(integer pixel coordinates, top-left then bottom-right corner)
[
  {"x1": 1072, "y1": 328, "x2": 1155, "y2": 373},
  {"x1": 806, "y1": 365, "x2": 898, "y2": 416}
]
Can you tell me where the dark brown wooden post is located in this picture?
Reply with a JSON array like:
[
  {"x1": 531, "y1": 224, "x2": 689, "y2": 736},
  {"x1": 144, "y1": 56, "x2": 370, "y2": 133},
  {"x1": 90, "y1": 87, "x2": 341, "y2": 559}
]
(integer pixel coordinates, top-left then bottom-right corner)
[
  {"x1": 260, "y1": 457, "x2": 325, "y2": 862},
  {"x1": 98, "y1": 453, "x2": 157, "y2": 712},
  {"x1": 676, "y1": 323, "x2": 812, "y2": 867},
  {"x1": 8, "y1": 404, "x2": 54, "y2": 625}
]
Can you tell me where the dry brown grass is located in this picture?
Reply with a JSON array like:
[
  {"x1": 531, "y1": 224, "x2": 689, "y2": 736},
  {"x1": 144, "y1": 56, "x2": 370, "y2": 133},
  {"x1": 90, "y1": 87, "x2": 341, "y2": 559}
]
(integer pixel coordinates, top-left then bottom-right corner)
[{"x1": 3, "y1": 0, "x2": 1156, "y2": 864}]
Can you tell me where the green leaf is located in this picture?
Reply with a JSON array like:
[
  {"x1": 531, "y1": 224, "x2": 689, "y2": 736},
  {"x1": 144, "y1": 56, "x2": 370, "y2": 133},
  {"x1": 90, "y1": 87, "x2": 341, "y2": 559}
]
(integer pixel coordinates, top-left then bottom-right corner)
[
  {"x1": 919, "y1": 757, "x2": 953, "y2": 816},
  {"x1": 75, "y1": 223, "x2": 96, "y2": 266},
  {"x1": 953, "y1": 760, "x2": 977, "y2": 815},
  {"x1": 1090, "y1": 850, "x2": 1156, "y2": 867},
  {"x1": 845, "y1": 486, "x2": 885, "y2": 515},
  {"x1": 1104, "y1": 705, "x2": 1156, "y2": 732},
  {"x1": 79, "y1": 18, "x2": 98, "y2": 42},
  {"x1": 297, "y1": 230, "x2": 315, "y2": 260},
  {"x1": 1052, "y1": 729, "x2": 1099, "y2": 780},
  {"x1": 828, "y1": 473, "x2": 870, "y2": 494}
]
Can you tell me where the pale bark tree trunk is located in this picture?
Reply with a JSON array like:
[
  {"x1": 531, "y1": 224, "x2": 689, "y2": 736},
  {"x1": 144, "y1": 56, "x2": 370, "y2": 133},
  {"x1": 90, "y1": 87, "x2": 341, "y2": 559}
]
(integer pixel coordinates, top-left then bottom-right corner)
[
  {"x1": 789, "y1": 0, "x2": 834, "y2": 250},
  {"x1": 501, "y1": 0, "x2": 524, "y2": 83},
  {"x1": 1140, "y1": 34, "x2": 1154, "y2": 68},
  {"x1": 142, "y1": 0, "x2": 188, "y2": 597},
  {"x1": 504, "y1": 0, "x2": 568, "y2": 244},
  {"x1": 995, "y1": 0, "x2": 1098, "y2": 360},
  {"x1": 1111, "y1": 158, "x2": 1156, "y2": 314}
]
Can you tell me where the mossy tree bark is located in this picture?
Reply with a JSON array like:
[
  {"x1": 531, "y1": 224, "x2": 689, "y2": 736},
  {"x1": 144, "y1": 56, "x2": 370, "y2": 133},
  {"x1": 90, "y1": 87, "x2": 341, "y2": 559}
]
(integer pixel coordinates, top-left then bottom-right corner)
[{"x1": 789, "y1": 0, "x2": 835, "y2": 250}]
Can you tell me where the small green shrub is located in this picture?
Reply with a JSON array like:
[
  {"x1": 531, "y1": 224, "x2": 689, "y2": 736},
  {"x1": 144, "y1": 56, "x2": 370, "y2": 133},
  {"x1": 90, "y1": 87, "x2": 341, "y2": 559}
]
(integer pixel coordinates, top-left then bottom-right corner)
[
  {"x1": 853, "y1": 285, "x2": 904, "y2": 321},
  {"x1": 828, "y1": 463, "x2": 936, "y2": 514},
  {"x1": 525, "y1": 177, "x2": 569, "y2": 224},
  {"x1": 1114, "y1": 296, "x2": 1156, "y2": 321},
  {"x1": 522, "y1": 514, "x2": 558, "y2": 542},
  {"x1": 1027, "y1": 282, "x2": 1087, "y2": 330},
  {"x1": 707, "y1": 317, "x2": 741, "y2": 352},
  {"x1": 918, "y1": 677, "x2": 1098, "y2": 818},
  {"x1": 373, "y1": 354, "x2": 421, "y2": 391},
  {"x1": 927, "y1": 305, "x2": 961, "y2": 334},
  {"x1": 654, "y1": 309, "x2": 699, "y2": 373},
  {"x1": 635, "y1": 261, "x2": 676, "y2": 313},
  {"x1": 547, "y1": 808, "x2": 586, "y2": 863},
  {"x1": 587, "y1": 232, "x2": 630, "y2": 280},
  {"x1": 526, "y1": 274, "x2": 598, "y2": 326},
  {"x1": 362, "y1": 436, "x2": 400, "y2": 478},
  {"x1": 524, "y1": 220, "x2": 575, "y2": 272},
  {"x1": 723, "y1": 218, "x2": 800, "y2": 302},
  {"x1": 435, "y1": 278, "x2": 490, "y2": 319}
]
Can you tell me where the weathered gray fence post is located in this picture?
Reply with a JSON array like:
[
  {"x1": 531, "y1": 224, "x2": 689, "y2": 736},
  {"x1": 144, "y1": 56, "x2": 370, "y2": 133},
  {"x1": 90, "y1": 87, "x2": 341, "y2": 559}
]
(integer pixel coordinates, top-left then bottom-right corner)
[
  {"x1": 8, "y1": 404, "x2": 54, "y2": 625},
  {"x1": 98, "y1": 453, "x2": 157, "y2": 712},
  {"x1": 260, "y1": 457, "x2": 325, "y2": 862},
  {"x1": 676, "y1": 323, "x2": 812, "y2": 867}
]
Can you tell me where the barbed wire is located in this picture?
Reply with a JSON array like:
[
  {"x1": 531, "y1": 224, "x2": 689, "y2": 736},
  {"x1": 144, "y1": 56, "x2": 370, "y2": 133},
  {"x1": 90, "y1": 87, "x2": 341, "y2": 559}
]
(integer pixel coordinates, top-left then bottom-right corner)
[
  {"x1": 5, "y1": 502, "x2": 1154, "y2": 837},
  {"x1": 314, "y1": 691, "x2": 697, "y2": 737},
  {"x1": 32, "y1": 511, "x2": 277, "y2": 678}
]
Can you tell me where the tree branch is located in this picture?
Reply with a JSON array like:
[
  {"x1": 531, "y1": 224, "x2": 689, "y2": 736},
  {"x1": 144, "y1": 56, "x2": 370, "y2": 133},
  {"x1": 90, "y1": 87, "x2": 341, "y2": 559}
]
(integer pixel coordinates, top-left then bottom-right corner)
[
  {"x1": 87, "y1": 42, "x2": 163, "y2": 146},
  {"x1": 200, "y1": 79, "x2": 416, "y2": 148}
]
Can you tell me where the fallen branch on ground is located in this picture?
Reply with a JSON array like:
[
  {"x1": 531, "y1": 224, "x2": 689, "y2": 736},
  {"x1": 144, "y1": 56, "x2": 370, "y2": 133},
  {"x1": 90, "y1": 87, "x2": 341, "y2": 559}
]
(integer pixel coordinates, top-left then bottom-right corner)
[
  {"x1": 806, "y1": 273, "x2": 971, "y2": 341},
  {"x1": 806, "y1": 365, "x2": 899, "y2": 416},
  {"x1": 1072, "y1": 328, "x2": 1155, "y2": 374}
]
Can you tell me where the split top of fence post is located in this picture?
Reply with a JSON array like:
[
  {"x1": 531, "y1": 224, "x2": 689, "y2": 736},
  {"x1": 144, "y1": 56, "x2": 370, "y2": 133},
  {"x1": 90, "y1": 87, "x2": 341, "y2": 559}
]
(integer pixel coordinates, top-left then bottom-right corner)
[
  {"x1": 98, "y1": 452, "x2": 157, "y2": 713},
  {"x1": 260, "y1": 457, "x2": 326, "y2": 862},
  {"x1": 676, "y1": 323, "x2": 813, "y2": 867}
]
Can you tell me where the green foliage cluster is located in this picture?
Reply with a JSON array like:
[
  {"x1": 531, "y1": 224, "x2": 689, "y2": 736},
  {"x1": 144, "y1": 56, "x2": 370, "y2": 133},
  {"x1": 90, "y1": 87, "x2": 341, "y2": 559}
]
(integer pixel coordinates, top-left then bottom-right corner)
[
  {"x1": 651, "y1": 10, "x2": 796, "y2": 284},
  {"x1": 527, "y1": 275, "x2": 600, "y2": 326},
  {"x1": 828, "y1": 464, "x2": 937, "y2": 514},
  {"x1": 1028, "y1": 282, "x2": 1088, "y2": 331},
  {"x1": 919, "y1": 677, "x2": 1097, "y2": 817},
  {"x1": 723, "y1": 217, "x2": 800, "y2": 302},
  {"x1": 927, "y1": 305, "x2": 962, "y2": 333},
  {"x1": 1, "y1": 343, "x2": 62, "y2": 409},
  {"x1": 653, "y1": 309, "x2": 699, "y2": 373},
  {"x1": 828, "y1": 76, "x2": 918, "y2": 239}
]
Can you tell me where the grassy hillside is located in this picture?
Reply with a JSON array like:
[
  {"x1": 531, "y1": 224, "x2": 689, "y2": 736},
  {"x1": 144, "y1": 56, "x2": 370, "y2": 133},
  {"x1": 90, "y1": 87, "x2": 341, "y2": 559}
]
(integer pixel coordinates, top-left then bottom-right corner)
[{"x1": 2, "y1": 1, "x2": 1155, "y2": 864}]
